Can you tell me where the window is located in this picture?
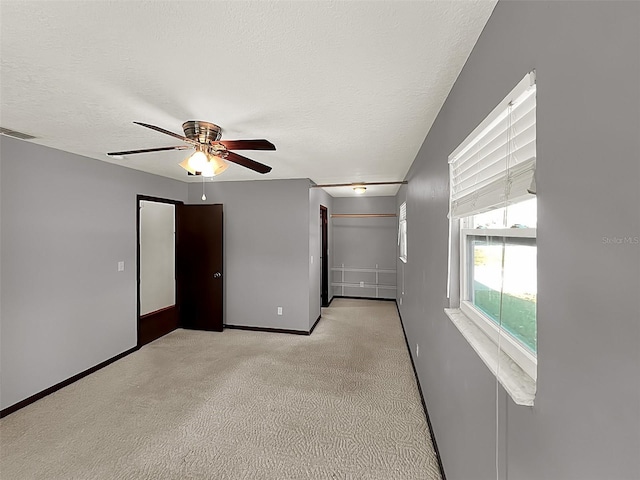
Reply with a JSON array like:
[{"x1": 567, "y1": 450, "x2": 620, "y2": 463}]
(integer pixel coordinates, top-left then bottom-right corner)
[
  {"x1": 460, "y1": 199, "x2": 537, "y2": 380},
  {"x1": 398, "y1": 202, "x2": 407, "y2": 263},
  {"x1": 447, "y1": 72, "x2": 537, "y2": 393}
]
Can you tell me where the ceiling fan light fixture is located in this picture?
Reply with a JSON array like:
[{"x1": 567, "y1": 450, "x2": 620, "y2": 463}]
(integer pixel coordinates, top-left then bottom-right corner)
[
  {"x1": 178, "y1": 157, "x2": 197, "y2": 175},
  {"x1": 353, "y1": 186, "x2": 367, "y2": 195},
  {"x1": 200, "y1": 154, "x2": 229, "y2": 177},
  {"x1": 187, "y1": 150, "x2": 209, "y2": 172}
]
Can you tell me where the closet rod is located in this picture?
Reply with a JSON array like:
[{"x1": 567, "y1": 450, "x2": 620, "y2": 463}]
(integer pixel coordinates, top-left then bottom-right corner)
[{"x1": 330, "y1": 213, "x2": 397, "y2": 218}]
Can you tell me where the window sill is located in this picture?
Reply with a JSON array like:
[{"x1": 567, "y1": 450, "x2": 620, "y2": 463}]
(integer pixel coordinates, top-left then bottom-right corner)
[{"x1": 444, "y1": 308, "x2": 536, "y2": 406}]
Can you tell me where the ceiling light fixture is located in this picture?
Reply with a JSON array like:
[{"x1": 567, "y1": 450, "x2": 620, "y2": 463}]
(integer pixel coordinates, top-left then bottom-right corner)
[
  {"x1": 353, "y1": 186, "x2": 367, "y2": 195},
  {"x1": 179, "y1": 149, "x2": 229, "y2": 177},
  {"x1": 187, "y1": 149, "x2": 209, "y2": 171},
  {"x1": 199, "y1": 154, "x2": 229, "y2": 177}
]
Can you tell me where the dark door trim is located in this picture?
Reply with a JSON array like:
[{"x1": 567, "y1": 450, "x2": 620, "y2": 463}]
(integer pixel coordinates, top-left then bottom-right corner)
[
  {"x1": 320, "y1": 205, "x2": 329, "y2": 307},
  {"x1": 136, "y1": 195, "x2": 184, "y2": 347}
]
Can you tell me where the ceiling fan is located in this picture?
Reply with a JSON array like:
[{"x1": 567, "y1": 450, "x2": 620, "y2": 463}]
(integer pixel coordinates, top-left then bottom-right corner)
[{"x1": 107, "y1": 121, "x2": 275, "y2": 177}]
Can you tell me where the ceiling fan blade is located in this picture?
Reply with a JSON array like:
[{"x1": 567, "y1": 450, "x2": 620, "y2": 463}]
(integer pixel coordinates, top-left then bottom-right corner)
[
  {"x1": 218, "y1": 139, "x2": 276, "y2": 151},
  {"x1": 107, "y1": 145, "x2": 192, "y2": 156},
  {"x1": 225, "y1": 151, "x2": 272, "y2": 174},
  {"x1": 133, "y1": 122, "x2": 197, "y2": 145}
]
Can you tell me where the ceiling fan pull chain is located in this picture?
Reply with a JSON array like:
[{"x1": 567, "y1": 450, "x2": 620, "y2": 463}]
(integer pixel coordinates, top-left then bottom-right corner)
[{"x1": 201, "y1": 175, "x2": 207, "y2": 201}]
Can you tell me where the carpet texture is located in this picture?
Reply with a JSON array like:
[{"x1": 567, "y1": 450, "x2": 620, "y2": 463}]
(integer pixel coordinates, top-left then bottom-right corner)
[{"x1": 0, "y1": 299, "x2": 441, "y2": 479}]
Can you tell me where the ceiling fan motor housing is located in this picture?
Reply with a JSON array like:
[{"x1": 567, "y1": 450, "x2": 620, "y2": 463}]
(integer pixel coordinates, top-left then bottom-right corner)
[{"x1": 182, "y1": 120, "x2": 222, "y2": 144}]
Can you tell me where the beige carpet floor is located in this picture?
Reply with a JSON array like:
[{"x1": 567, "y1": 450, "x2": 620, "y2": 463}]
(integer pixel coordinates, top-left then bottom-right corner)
[{"x1": 0, "y1": 298, "x2": 441, "y2": 479}]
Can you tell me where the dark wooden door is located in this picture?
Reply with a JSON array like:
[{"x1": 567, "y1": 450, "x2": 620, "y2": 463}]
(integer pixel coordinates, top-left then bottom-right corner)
[
  {"x1": 320, "y1": 205, "x2": 329, "y2": 307},
  {"x1": 176, "y1": 204, "x2": 223, "y2": 331}
]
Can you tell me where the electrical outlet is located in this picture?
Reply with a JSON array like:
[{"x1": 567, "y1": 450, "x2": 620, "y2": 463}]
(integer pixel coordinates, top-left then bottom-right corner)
[
  {"x1": 360, "y1": 281, "x2": 365, "y2": 287},
  {"x1": 399, "y1": 297, "x2": 403, "y2": 305},
  {"x1": 117, "y1": 261, "x2": 125, "y2": 272},
  {"x1": 416, "y1": 344, "x2": 419, "y2": 357},
  {"x1": 277, "y1": 307, "x2": 283, "y2": 316},
  {"x1": 310, "y1": 255, "x2": 314, "y2": 264}
]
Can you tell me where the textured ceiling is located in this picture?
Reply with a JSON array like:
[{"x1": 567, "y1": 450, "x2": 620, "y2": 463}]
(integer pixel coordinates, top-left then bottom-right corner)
[{"x1": 0, "y1": 0, "x2": 496, "y2": 197}]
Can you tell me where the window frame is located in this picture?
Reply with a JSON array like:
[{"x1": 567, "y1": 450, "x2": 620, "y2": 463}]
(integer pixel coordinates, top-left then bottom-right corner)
[
  {"x1": 459, "y1": 220, "x2": 537, "y2": 380},
  {"x1": 445, "y1": 71, "x2": 538, "y2": 401},
  {"x1": 399, "y1": 202, "x2": 407, "y2": 263}
]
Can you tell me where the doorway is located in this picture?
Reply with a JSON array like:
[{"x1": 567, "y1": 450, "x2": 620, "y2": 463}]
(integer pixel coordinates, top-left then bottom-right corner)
[
  {"x1": 137, "y1": 198, "x2": 225, "y2": 346},
  {"x1": 320, "y1": 205, "x2": 329, "y2": 307},
  {"x1": 137, "y1": 195, "x2": 182, "y2": 347}
]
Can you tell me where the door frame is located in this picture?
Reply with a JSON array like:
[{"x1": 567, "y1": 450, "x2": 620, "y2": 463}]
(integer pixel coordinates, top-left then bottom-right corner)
[
  {"x1": 136, "y1": 195, "x2": 184, "y2": 347},
  {"x1": 320, "y1": 205, "x2": 329, "y2": 307}
]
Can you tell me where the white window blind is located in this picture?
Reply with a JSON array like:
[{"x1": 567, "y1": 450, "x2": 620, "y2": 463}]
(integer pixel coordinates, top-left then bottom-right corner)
[
  {"x1": 449, "y1": 72, "x2": 536, "y2": 219},
  {"x1": 398, "y1": 202, "x2": 407, "y2": 263}
]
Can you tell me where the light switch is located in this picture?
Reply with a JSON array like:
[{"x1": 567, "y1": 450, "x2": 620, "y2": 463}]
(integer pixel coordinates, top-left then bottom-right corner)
[
  {"x1": 118, "y1": 261, "x2": 125, "y2": 272},
  {"x1": 310, "y1": 256, "x2": 314, "y2": 264}
]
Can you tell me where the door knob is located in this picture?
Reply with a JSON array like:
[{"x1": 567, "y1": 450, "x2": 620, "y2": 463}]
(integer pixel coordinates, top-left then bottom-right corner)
[{"x1": 213, "y1": 272, "x2": 222, "y2": 279}]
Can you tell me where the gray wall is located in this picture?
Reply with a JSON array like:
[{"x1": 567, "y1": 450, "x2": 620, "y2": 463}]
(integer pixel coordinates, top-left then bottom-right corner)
[
  {"x1": 187, "y1": 179, "x2": 311, "y2": 332},
  {"x1": 309, "y1": 187, "x2": 332, "y2": 328},
  {"x1": 398, "y1": 2, "x2": 640, "y2": 479},
  {"x1": 333, "y1": 196, "x2": 397, "y2": 299},
  {"x1": 0, "y1": 137, "x2": 188, "y2": 409}
]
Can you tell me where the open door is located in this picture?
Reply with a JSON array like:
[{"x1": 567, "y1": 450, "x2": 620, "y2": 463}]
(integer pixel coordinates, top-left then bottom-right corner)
[{"x1": 176, "y1": 204, "x2": 224, "y2": 331}]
